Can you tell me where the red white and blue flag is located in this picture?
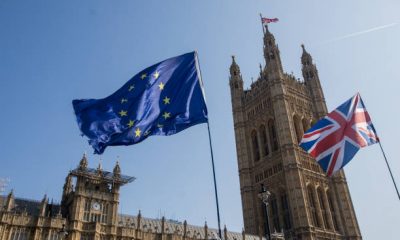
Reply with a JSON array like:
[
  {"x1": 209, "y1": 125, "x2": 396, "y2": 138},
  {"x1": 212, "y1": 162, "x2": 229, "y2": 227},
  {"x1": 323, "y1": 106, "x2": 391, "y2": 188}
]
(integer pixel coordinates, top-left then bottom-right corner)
[
  {"x1": 262, "y1": 17, "x2": 279, "y2": 24},
  {"x1": 300, "y1": 93, "x2": 379, "y2": 176}
]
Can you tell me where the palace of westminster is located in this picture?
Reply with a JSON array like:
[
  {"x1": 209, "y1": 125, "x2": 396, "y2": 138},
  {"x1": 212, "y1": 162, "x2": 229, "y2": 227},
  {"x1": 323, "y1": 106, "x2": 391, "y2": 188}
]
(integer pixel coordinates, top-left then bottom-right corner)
[{"x1": 0, "y1": 26, "x2": 361, "y2": 240}]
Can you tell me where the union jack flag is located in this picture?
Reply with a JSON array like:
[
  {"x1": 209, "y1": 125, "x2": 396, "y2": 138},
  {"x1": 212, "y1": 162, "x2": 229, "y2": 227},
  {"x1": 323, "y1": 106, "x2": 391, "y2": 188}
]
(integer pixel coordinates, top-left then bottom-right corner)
[
  {"x1": 262, "y1": 17, "x2": 279, "y2": 24},
  {"x1": 300, "y1": 93, "x2": 379, "y2": 177}
]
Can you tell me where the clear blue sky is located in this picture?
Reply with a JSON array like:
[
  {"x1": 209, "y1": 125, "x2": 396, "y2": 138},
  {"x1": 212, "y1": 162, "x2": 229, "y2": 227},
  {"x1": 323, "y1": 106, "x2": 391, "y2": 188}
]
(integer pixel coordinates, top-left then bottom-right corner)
[{"x1": 1, "y1": 0, "x2": 399, "y2": 239}]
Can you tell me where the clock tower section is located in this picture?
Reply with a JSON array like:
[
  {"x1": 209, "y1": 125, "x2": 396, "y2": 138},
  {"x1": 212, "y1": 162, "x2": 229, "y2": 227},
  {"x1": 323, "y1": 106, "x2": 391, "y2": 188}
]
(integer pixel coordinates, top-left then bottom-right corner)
[{"x1": 61, "y1": 154, "x2": 135, "y2": 240}]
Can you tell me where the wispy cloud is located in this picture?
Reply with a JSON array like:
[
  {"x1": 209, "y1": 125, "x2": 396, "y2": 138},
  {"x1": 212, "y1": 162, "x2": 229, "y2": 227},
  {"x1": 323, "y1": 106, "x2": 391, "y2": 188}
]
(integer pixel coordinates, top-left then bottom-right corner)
[{"x1": 323, "y1": 22, "x2": 399, "y2": 44}]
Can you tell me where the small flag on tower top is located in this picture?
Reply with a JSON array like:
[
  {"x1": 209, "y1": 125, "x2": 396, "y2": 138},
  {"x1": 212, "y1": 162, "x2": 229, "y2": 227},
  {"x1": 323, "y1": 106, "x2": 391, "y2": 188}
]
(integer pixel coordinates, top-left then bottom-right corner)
[
  {"x1": 299, "y1": 93, "x2": 379, "y2": 176},
  {"x1": 262, "y1": 17, "x2": 279, "y2": 24}
]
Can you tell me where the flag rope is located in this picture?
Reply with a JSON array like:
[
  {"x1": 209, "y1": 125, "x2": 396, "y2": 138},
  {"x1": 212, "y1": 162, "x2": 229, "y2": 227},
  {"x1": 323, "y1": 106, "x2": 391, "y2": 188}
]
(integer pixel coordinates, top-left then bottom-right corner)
[{"x1": 378, "y1": 141, "x2": 400, "y2": 200}]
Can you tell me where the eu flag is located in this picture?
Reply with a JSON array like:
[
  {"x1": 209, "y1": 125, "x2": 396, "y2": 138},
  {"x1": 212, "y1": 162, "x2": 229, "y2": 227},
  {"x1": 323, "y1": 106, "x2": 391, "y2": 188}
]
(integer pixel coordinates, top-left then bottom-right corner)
[{"x1": 73, "y1": 52, "x2": 208, "y2": 154}]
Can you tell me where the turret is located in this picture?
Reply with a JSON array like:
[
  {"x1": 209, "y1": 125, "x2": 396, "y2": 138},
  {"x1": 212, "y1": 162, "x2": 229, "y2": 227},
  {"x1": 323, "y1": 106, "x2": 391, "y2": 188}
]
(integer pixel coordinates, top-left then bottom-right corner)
[
  {"x1": 5, "y1": 190, "x2": 14, "y2": 211},
  {"x1": 301, "y1": 44, "x2": 328, "y2": 118},
  {"x1": 263, "y1": 25, "x2": 283, "y2": 78},
  {"x1": 63, "y1": 174, "x2": 73, "y2": 194},
  {"x1": 78, "y1": 153, "x2": 88, "y2": 171},
  {"x1": 229, "y1": 55, "x2": 244, "y2": 93},
  {"x1": 113, "y1": 161, "x2": 121, "y2": 178},
  {"x1": 39, "y1": 194, "x2": 48, "y2": 216}
]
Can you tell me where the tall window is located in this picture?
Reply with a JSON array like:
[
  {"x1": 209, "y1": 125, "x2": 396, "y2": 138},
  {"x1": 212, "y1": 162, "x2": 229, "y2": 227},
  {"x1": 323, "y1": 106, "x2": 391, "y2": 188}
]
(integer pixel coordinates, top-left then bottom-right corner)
[
  {"x1": 293, "y1": 115, "x2": 303, "y2": 143},
  {"x1": 281, "y1": 194, "x2": 292, "y2": 230},
  {"x1": 270, "y1": 197, "x2": 280, "y2": 231},
  {"x1": 84, "y1": 199, "x2": 90, "y2": 221},
  {"x1": 11, "y1": 228, "x2": 30, "y2": 240},
  {"x1": 327, "y1": 190, "x2": 339, "y2": 231},
  {"x1": 317, "y1": 188, "x2": 330, "y2": 229},
  {"x1": 259, "y1": 125, "x2": 269, "y2": 156},
  {"x1": 101, "y1": 203, "x2": 109, "y2": 223},
  {"x1": 307, "y1": 185, "x2": 320, "y2": 227},
  {"x1": 268, "y1": 120, "x2": 279, "y2": 151},
  {"x1": 251, "y1": 130, "x2": 260, "y2": 162}
]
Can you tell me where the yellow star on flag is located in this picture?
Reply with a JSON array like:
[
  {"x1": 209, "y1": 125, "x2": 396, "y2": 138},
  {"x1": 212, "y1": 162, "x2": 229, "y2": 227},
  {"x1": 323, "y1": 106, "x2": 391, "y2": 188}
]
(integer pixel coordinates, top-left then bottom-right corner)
[
  {"x1": 121, "y1": 98, "x2": 128, "y2": 104},
  {"x1": 128, "y1": 85, "x2": 135, "y2": 91},
  {"x1": 135, "y1": 128, "x2": 141, "y2": 137},
  {"x1": 162, "y1": 112, "x2": 171, "y2": 119},
  {"x1": 163, "y1": 96, "x2": 170, "y2": 104},
  {"x1": 153, "y1": 71, "x2": 160, "y2": 79},
  {"x1": 158, "y1": 82, "x2": 165, "y2": 90},
  {"x1": 127, "y1": 120, "x2": 134, "y2": 128},
  {"x1": 119, "y1": 110, "x2": 128, "y2": 117},
  {"x1": 140, "y1": 73, "x2": 147, "y2": 79}
]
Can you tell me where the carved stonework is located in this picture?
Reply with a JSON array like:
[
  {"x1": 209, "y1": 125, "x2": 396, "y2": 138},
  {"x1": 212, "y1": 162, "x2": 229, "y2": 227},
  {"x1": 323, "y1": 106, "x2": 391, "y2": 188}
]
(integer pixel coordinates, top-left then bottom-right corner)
[{"x1": 229, "y1": 27, "x2": 361, "y2": 240}]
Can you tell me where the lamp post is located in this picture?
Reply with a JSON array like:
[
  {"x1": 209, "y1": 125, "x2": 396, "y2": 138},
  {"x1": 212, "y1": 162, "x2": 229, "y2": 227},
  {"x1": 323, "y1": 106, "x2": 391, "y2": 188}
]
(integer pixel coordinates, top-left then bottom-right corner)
[{"x1": 257, "y1": 184, "x2": 271, "y2": 240}]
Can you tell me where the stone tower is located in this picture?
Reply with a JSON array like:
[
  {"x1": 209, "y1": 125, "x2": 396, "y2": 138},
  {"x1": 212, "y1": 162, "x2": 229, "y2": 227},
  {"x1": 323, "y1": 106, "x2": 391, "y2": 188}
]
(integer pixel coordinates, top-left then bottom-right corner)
[
  {"x1": 61, "y1": 154, "x2": 134, "y2": 240},
  {"x1": 229, "y1": 25, "x2": 362, "y2": 240}
]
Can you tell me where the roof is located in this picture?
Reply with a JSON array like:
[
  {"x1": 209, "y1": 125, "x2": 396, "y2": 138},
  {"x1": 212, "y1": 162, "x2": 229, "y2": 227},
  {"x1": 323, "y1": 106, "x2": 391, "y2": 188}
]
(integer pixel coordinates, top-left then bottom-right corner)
[
  {"x1": 0, "y1": 195, "x2": 61, "y2": 217},
  {"x1": 118, "y1": 214, "x2": 263, "y2": 240},
  {"x1": 71, "y1": 167, "x2": 135, "y2": 184}
]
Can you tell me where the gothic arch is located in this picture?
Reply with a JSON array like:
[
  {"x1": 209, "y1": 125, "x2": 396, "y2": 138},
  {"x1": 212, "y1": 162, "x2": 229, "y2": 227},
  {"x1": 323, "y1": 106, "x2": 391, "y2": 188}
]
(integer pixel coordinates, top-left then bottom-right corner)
[
  {"x1": 259, "y1": 124, "x2": 270, "y2": 157},
  {"x1": 251, "y1": 130, "x2": 260, "y2": 162},
  {"x1": 268, "y1": 119, "x2": 279, "y2": 151}
]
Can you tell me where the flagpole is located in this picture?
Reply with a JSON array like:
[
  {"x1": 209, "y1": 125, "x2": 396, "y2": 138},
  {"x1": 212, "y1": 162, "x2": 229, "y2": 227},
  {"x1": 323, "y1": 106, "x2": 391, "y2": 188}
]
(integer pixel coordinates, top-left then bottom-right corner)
[
  {"x1": 194, "y1": 51, "x2": 223, "y2": 239},
  {"x1": 207, "y1": 121, "x2": 223, "y2": 239},
  {"x1": 260, "y1": 13, "x2": 265, "y2": 34},
  {"x1": 378, "y1": 141, "x2": 400, "y2": 200}
]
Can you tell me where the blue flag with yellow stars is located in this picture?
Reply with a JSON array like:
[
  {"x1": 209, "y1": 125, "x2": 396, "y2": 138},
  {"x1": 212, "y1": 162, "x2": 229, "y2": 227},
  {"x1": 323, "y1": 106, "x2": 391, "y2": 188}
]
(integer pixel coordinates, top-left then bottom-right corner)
[{"x1": 72, "y1": 52, "x2": 208, "y2": 154}]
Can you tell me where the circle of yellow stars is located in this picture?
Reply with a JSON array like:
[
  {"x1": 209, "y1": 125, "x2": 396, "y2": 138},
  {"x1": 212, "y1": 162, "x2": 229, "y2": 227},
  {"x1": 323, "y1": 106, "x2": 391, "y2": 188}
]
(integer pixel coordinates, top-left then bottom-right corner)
[{"x1": 117, "y1": 70, "x2": 173, "y2": 138}]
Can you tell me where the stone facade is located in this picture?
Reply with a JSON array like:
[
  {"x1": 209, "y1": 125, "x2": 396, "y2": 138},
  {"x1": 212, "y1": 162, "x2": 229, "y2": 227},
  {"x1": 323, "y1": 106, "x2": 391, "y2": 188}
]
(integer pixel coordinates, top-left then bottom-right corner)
[
  {"x1": 0, "y1": 155, "x2": 261, "y2": 240},
  {"x1": 229, "y1": 25, "x2": 362, "y2": 240}
]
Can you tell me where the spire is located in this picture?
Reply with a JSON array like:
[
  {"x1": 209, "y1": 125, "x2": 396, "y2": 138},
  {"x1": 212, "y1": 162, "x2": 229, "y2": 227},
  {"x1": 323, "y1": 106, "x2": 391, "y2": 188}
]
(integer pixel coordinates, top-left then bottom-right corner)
[
  {"x1": 79, "y1": 153, "x2": 88, "y2": 170},
  {"x1": 230, "y1": 55, "x2": 241, "y2": 77},
  {"x1": 300, "y1": 44, "x2": 328, "y2": 118},
  {"x1": 97, "y1": 162, "x2": 103, "y2": 175},
  {"x1": 301, "y1": 44, "x2": 313, "y2": 66},
  {"x1": 263, "y1": 26, "x2": 283, "y2": 76},
  {"x1": 224, "y1": 225, "x2": 228, "y2": 240},
  {"x1": 113, "y1": 161, "x2": 121, "y2": 177},
  {"x1": 5, "y1": 189, "x2": 14, "y2": 211},
  {"x1": 39, "y1": 194, "x2": 48, "y2": 216}
]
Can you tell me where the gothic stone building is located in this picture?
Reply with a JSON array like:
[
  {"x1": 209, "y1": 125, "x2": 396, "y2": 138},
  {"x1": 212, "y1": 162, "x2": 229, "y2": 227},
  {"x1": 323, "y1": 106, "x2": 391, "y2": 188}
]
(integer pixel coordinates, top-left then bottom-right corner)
[
  {"x1": 0, "y1": 156, "x2": 266, "y2": 240},
  {"x1": 229, "y1": 25, "x2": 361, "y2": 240}
]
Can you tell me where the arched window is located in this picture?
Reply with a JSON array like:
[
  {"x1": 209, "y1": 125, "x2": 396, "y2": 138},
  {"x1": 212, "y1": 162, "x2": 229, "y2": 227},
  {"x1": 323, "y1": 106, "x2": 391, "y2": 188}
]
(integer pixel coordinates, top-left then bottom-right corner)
[
  {"x1": 251, "y1": 130, "x2": 260, "y2": 162},
  {"x1": 293, "y1": 115, "x2": 303, "y2": 143},
  {"x1": 270, "y1": 195, "x2": 280, "y2": 231},
  {"x1": 307, "y1": 185, "x2": 320, "y2": 227},
  {"x1": 280, "y1": 193, "x2": 292, "y2": 230},
  {"x1": 259, "y1": 125, "x2": 269, "y2": 156},
  {"x1": 327, "y1": 190, "x2": 339, "y2": 231},
  {"x1": 317, "y1": 187, "x2": 330, "y2": 229},
  {"x1": 268, "y1": 120, "x2": 279, "y2": 151}
]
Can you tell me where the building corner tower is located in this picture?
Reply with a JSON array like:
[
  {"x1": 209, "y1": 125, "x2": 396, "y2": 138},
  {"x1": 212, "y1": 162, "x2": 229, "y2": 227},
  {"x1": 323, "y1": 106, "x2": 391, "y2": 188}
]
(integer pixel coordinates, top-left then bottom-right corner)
[{"x1": 229, "y1": 26, "x2": 362, "y2": 240}]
